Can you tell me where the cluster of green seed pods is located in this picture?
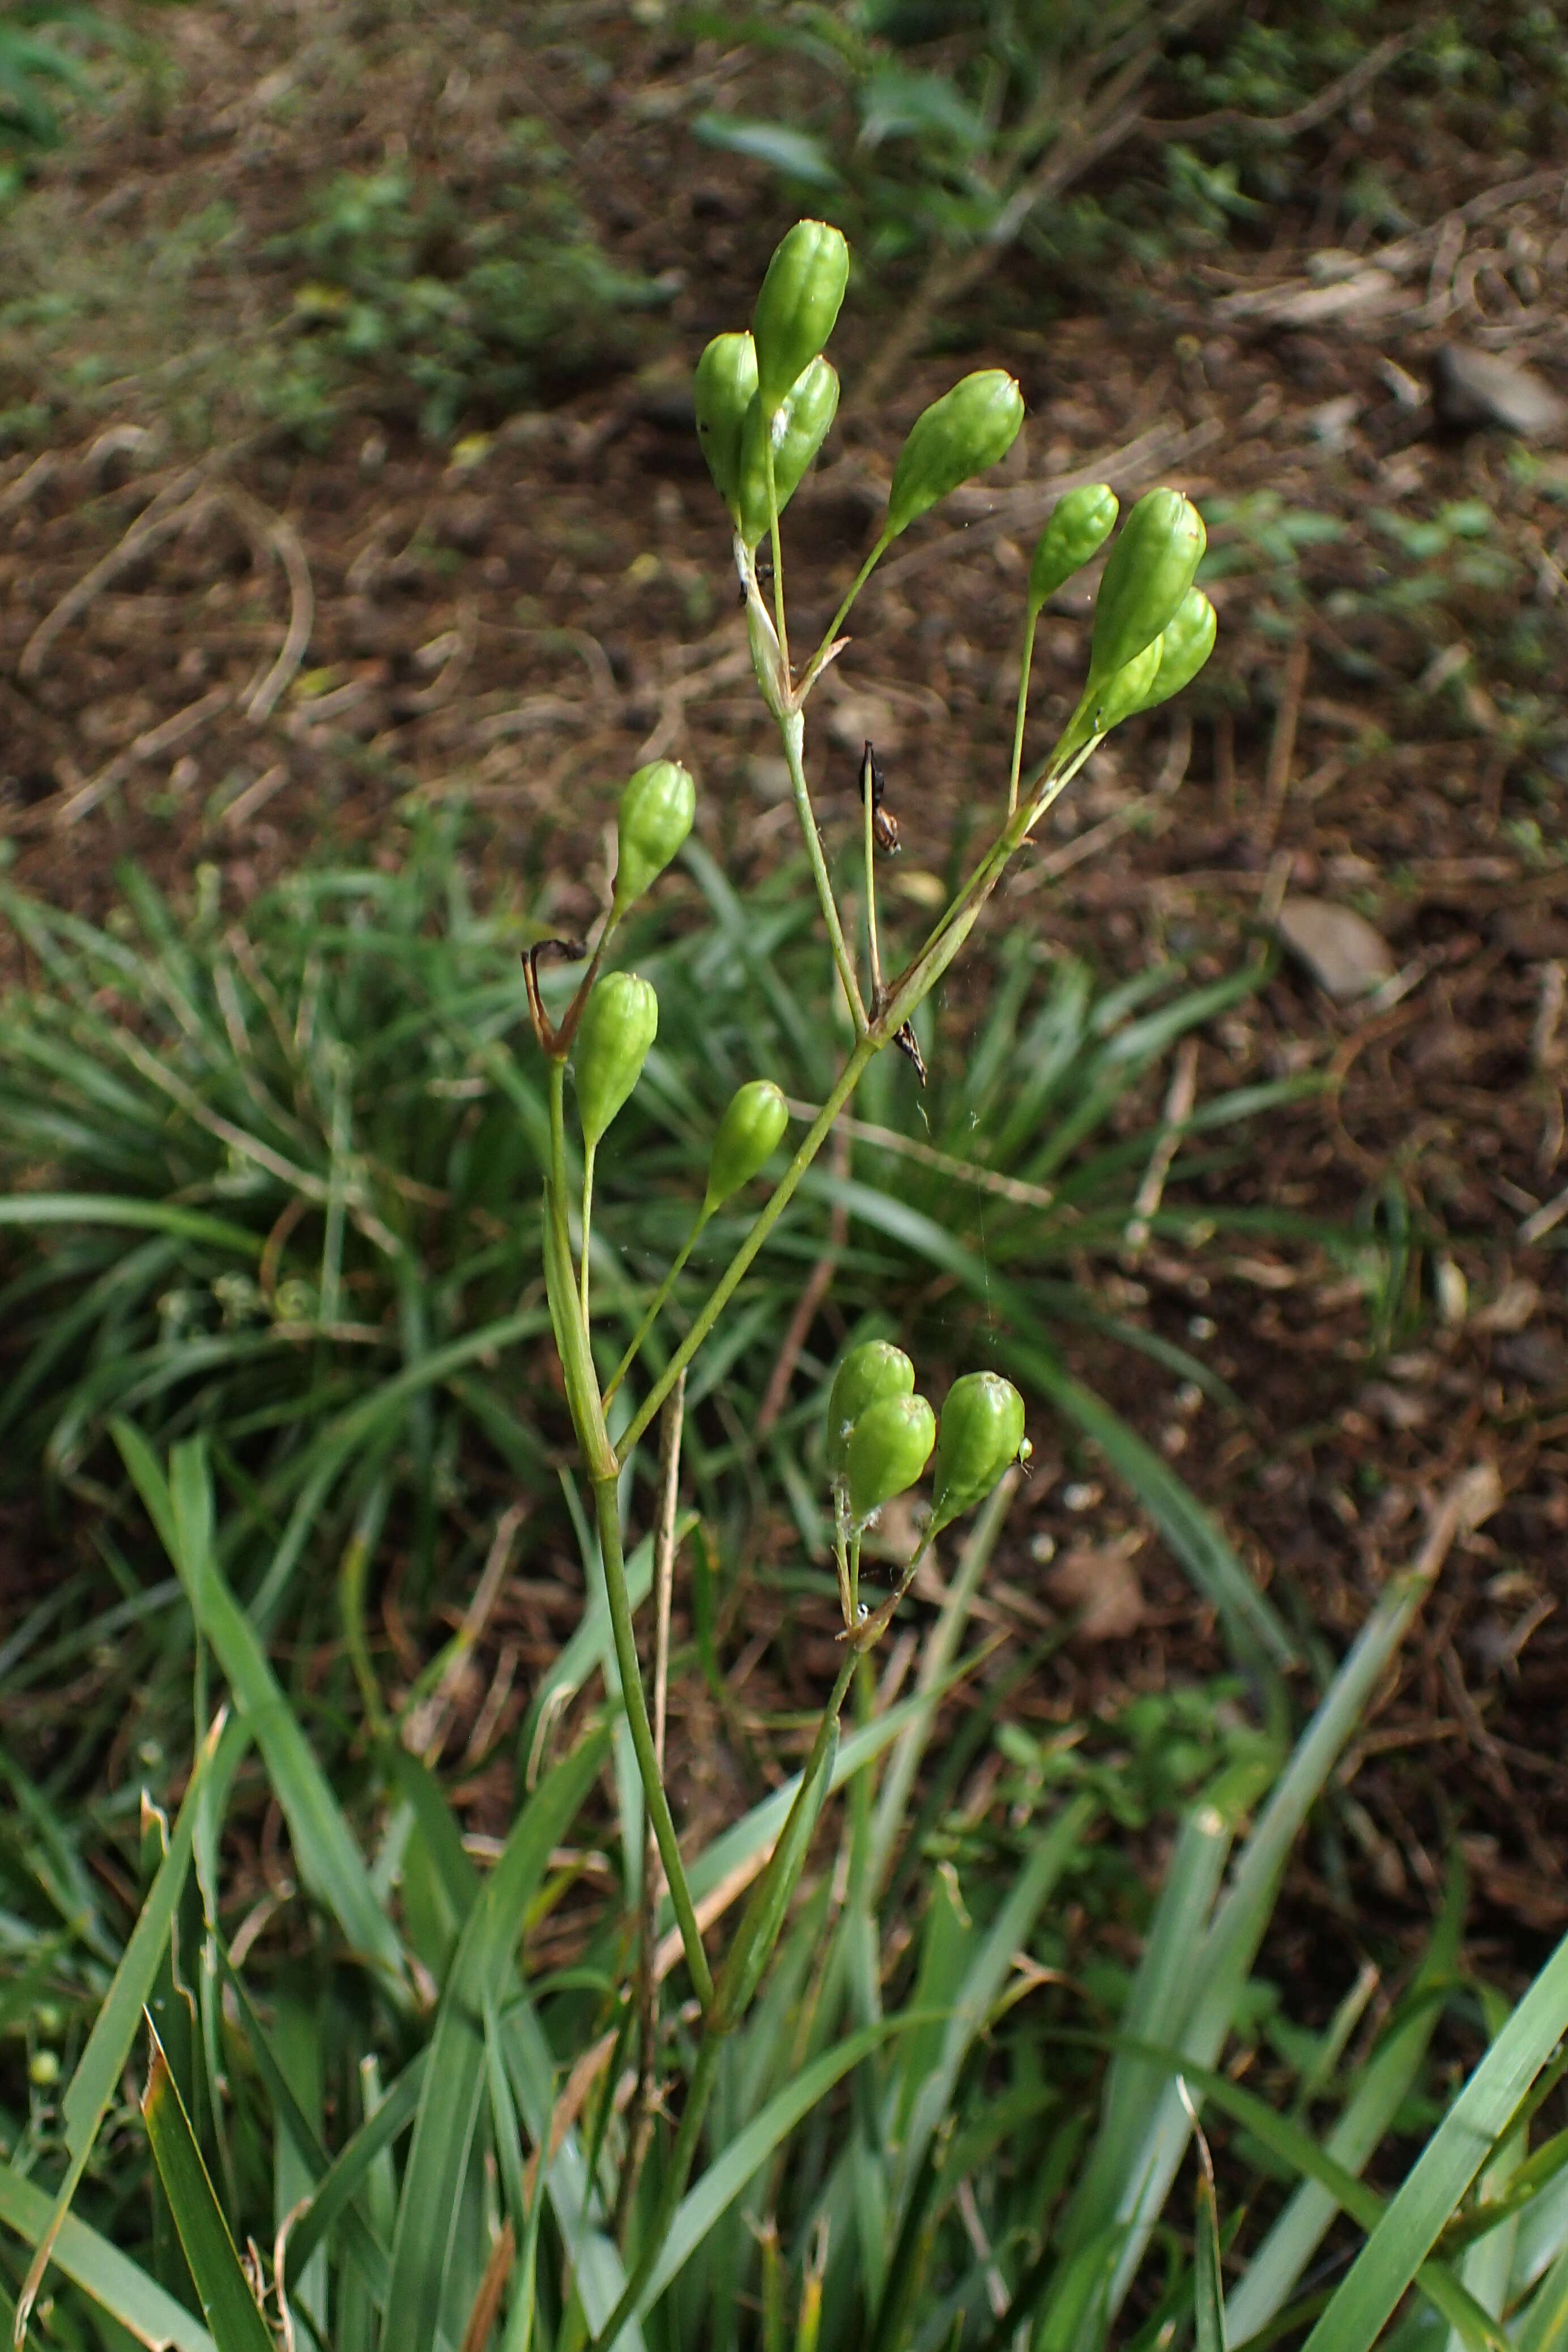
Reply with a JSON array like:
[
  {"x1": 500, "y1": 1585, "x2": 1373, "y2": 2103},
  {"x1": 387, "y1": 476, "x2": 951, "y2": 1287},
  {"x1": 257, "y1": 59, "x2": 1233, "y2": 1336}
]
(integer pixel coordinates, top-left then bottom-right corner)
[
  {"x1": 1022, "y1": 482, "x2": 1216, "y2": 758},
  {"x1": 826, "y1": 1340, "x2": 1027, "y2": 1536},
  {"x1": 694, "y1": 219, "x2": 1026, "y2": 556}
]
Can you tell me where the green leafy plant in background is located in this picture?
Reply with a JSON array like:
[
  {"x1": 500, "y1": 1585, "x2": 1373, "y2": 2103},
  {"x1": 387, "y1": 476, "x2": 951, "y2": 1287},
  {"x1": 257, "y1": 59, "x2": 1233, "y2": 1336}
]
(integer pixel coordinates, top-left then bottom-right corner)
[
  {"x1": 0, "y1": 0, "x2": 117, "y2": 202},
  {"x1": 681, "y1": 0, "x2": 1568, "y2": 398},
  {"x1": 6, "y1": 215, "x2": 1568, "y2": 2352},
  {"x1": 268, "y1": 141, "x2": 666, "y2": 441}
]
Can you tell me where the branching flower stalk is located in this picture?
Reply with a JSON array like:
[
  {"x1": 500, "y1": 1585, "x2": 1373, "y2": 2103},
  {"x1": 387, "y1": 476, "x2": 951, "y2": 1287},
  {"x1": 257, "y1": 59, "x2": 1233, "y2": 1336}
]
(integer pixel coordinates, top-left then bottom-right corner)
[{"x1": 525, "y1": 217, "x2": 1218, "y2": 2345}]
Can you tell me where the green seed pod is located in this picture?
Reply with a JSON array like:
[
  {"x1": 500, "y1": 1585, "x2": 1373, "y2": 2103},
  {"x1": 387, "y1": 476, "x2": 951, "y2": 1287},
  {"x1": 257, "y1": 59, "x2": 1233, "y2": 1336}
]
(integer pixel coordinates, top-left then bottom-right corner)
[
  {"x1": 1085, "y1": 636, "x2": 1164, "y2": 735},
  {"x1": 884, "y1": 370, "x2": 1024, "y2": 543},
  {"x1": 930, "y1": 1372, "x2": 1026, "y2": 1532},
  {"x1": 826, "y1": 1340, "x2": 915, "y2": 1479},
  {"x1": 736, "y1": 358, "x2": 840, "y2": 549},
  {"x1": 1127, "y1": 586, "x2": 1217, "y2": 717},
  {"x1": 1028, "y1": 483, "x2": 1118, "y2": 615},
  {"x1": 705, "y1": 1078, "x2": 789, "y2": 1213},
  {"x1": 753, "y1": 220, "x2": 849, "y2": 414},
  {"x1": 693, "y1": 331, "x2": 759, "y2": 521},
  {"x1": 573, "y1": 972, "x2": 658, "y2": 1149},
  {"x1": 1088, "y1": 488, "x2": 1206, "y2": 686},
  {"x1": 612, "y1": 761, "x2": 696, "y2": 918},
  {"x1": 846, "y1": 1392, "x2": 936, "y2": 1526},
  {"x1": 28, "y1": 2047, "x2": 61, "y2": 2089}
]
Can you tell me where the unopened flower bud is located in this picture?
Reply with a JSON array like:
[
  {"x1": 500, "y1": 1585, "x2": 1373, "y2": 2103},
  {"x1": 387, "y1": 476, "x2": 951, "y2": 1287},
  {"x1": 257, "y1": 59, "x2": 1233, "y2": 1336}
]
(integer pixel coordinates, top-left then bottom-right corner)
[
  {"x1": 884, "y1": 370, "x2": 1024, "y2": 542},
  {"x1": 705, "y1": 1079, "x2": 789, "y2": 1213},
  {"x1": 693, "y1": 331, "x2": 759, "y2": 521},
  {"x1": 752, "y1": 219, "x2": 850, "y2": 414},
  {"x1": 930, "y1": 1372, "x2": 1026, "y2": 1532},
  {"x1": 736, "y1": 358, "x2": 840, "y2": 549},
  {"x1": 1127, "y1": 586, "x2": 1217, "y2": 717},
  {"x1": 846, "y1": 1392, "x2": 936, "y2": 1526},
  {"x1": 1028, "y1": 483, "x2": 1118, "y2": 615},
  {"x1": 1088, "y1": 489, "x2": 1205, "y2": 687},
  {"x1": 613, "y1": 761, "x2": 696, "y2": 918},
  {"x1": 826, "y1": 1340, "x2": 914, "y2": 1479},
  {"x1": 573, "y1": 972, "x2": 658, "y2": 1149}
]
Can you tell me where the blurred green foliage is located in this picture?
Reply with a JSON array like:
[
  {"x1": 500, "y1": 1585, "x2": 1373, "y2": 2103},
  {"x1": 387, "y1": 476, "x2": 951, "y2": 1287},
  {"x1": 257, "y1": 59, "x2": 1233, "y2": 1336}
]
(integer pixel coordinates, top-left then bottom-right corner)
[{"x1": 266, "y1": 131, "x2": 667, "y2": 441}]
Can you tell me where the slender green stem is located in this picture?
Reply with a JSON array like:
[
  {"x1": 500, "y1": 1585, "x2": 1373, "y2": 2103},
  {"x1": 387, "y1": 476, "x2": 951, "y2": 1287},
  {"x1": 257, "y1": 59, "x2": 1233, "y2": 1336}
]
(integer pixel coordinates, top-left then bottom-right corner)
[
  {"x1": 764, "y1": 431, "x2": 790, "y2": 685},
  {"x1": 1008, "y1": 608, "x2": 1041, "y2": 817},
  {"x1": 590, "y1": 1473, "x2": 714, "y2": 2013},
  {"x1": 780, "y1": 708, "x2": 867, "y2": 1035},
  {"x1": 602, "y1": 1212, "x2": 708, "y2": 1408},
  {"x1": 849, "y1": 1531, "x2": 862, "y2": 1622},
  {"x1": 615, "y1": 1036, "x2": 875, "y2": 1463},
  {"x1": 546, "y1": 1062, "x2": 615, "y2": 1481},
  {"x1": 862, "y1": 758, "x2": 882, "y2": 1005},
  {"x1": 811, "y1": 533, "x2": 891, "y2": 675},
  {"x1": 580, "y1": 1141, "x2": 596, "y2": 1322},
  {"x1": 590, "y1": 2031, "x2": 723, "y2": 2352}
]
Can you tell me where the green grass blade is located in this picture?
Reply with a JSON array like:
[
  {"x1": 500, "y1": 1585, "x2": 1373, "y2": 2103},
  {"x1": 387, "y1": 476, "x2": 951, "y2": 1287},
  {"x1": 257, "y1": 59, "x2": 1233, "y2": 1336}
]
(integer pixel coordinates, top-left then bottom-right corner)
[
  {"x1": 0, "y1": 2160, "x2": 215, "y2": 2352},
  {"x1": 1196, "y1": 2167, "x2": 1226, "y2": 2352},
  {"x1": 15, "y1": 1710, "x2": 244, "y2": 2337},
  {"x1": 116, "y1": 1426, "x2": 410, "y2": 1996},
  {"x1": 898, "y1": 1793, "x2": 1097, "y2": 2208},
  {"x1": 387, "y1": 1727, "x2": 611, "y2": 2352},
  {"x1": 1107, "y1": 1475, "x2": 1497, "y2": 2320},
  {"x1": 628, "y1": 2021, "x2": 905, "y2": 2332},
  {"x1": 140, "y1": 2022, "x2": 274, "y2": 2352},
  {"x1": 0, "y1": 1196, "x2": 265, "y2": 1254},
  {"x1": 1227, "y1": 1877, "x2": 1464, "y2": 2344},
  {"x1": 1302, "y1": 1928, "x2": 1568, "y2": 2352},
  {"x1": 1518, "y1": 2242, "x2": 1568, "y2": 2352}
]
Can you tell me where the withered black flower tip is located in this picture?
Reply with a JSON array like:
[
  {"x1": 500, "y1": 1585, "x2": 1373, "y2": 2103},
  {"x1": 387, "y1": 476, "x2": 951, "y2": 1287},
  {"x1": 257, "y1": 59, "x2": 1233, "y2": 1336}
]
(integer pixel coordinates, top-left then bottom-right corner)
[
  {"x1": 860, "y1": 741, "x2": 900, "y2": 851},
  {"x1": 894, "y1": 1022, "x2": 927, "y2": 1085}
]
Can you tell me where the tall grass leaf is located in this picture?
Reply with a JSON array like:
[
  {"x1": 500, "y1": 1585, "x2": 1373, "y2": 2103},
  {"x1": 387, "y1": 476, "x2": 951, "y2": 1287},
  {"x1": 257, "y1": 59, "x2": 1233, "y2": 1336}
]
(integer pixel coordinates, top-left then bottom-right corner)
[
  {"x1": 1064, "y1": 1766, "x2": 1257, "y2": 2260},
  {"x1": 870, "y1": 1467, "x2": 1020, "y2": 1891},
  {"x1": 119, "y1": 1428, "x2": 410, "y2": 1996},
  {"x1": 386, "y1": 1727, "x2": 611, "y2": 2352},
  {"x1": 1196, "y1": 2167, "x2": 1226, "y2": 2352},
  {"x1": 1227, "y1": 1877, "x2": 1464, "y2": 2344},
  {"x1": 0, "y1": 2161, "x2": 216, "y2": 2352},
  {"x1": 140, "y1": 2022, "x2": 275, "y2": 2352},
  {"x1": 683, "y1": 1661, "x2": 981, "y2": 1920},
  {"x1": 14, "y1": 1710, "x2": 243, "y2": 2340},
  {"x1": 898, "y1": 1793, "x2": 1097, "y2": 2206},
  {"x1": 627, "y1": 2021, "x2": 907, "y2": 2334},
  {"x1": 1518, "y1": 2242, "x2": 1568, "y2": 2352},
  {"x1": 1302, "y1": 1927, "x2": 1568, "y2": 2352},
  {"x1": 1143, "y1": 2055, "x2": 1506, "y2": 2352},
  {"x1": 1105, "y1": 1478, "x2": 1494, "y2": 2319},
  {"x1": 281, "y1": 2048, "x2": 425, "y2": 2286},
  {"x1": 0, "y1": 1197, "x2": 265, "y2": 1255}
]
